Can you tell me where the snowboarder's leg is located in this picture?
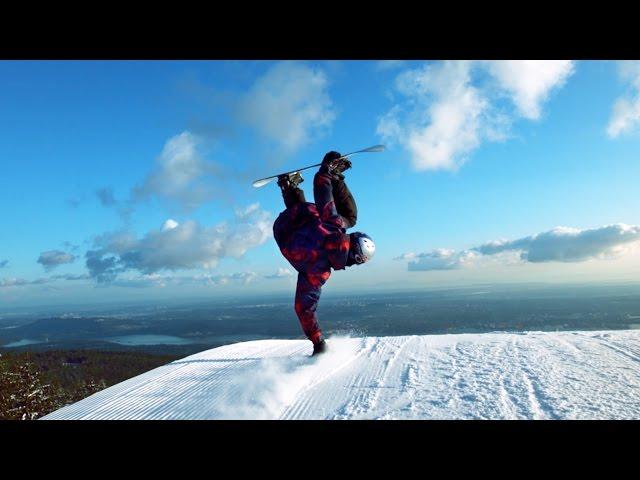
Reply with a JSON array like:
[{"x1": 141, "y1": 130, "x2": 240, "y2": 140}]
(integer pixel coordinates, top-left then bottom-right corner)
[
  {"x1": 316, "y1": 152, "x2": 357, "y2": 229},
  {"x1": 278, "y1": 172, "x2": 306, "y2": 209},
  {"x1": 332, "y1": 175, "x2": 357, "y2": 229},
  {"x1": 283, "y1": 187, "x2": 306, "y2": 209},
  {"x1": 294, "y1": 272, "x2": 324, "y2": 346}
]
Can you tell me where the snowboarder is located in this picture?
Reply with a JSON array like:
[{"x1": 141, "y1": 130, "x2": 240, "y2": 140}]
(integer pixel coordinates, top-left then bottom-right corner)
[{"x1": 273, "y1": 151, "x2": 376, "y2": 356}]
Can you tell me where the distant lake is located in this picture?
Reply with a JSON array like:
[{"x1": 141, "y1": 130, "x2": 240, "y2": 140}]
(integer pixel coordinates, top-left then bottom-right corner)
[
  {"x1": 105, "y1": 335, "x2": 195, "y2": 346},
  {"x1": 3, "y1": 339, "x2": 44, "y2": 347}
]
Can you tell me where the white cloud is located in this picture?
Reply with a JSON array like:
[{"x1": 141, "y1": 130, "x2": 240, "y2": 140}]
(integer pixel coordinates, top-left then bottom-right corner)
[
  {"x1": 171, "y1": 272, "x2": 259, "y2": 286},
  {"x1": 0, "y1": 277, "x2": 51, "y2": 288},
  {"x1": 1, "y1": 278, "x2": 31, "y2": 287},
  {"x1": 133, "y1": 131, "x2": 223, "y2": 211},
  {"x1": 0, "y1": 270, "x2": 259, "y2": 290},
  {"x1": 607, "y1": 61, "x2": 640, "y2": 138},
  {"x1": 208, "y1": 272, "x2": 258, "y2": 286},
  {"x1": 162, "y1": 219, "x2": 179, "y2": 232},
  {"x1": 376, "y1": 106, "x2": 404, "y2": 147},
  {"x1": 378, "y1": 60, "x2": 575, "y2": 171},
  {"x1": 485, "y1": 60, "x2": 575, "y2": 120},
  {"x1": 51, "y1": 273, "x2": 91, "y2": 281},
  {"x1": 104, "y1": 272, "x2": 259, "y2": 289},
  {"x1": 237, "y1": 62, "x2": 336, "y2": 152},
  {"x1": 103, "y1": 273, "x2": 170, "y2": 289},
  {"x1": 381, "y1": 61, "x2": 487, "y2": 171},
  {"x1": 37, "y1": 250, "x2": 76, "y2": 271},
  {"x1": 608, "y1": 99, "x2": 640, "y2": 138},
  {"x1": 265, "y1": 267, "x2": 294, "y2": 279},
  {"x1": 393, "y1": 252, "x2": 417, "y2": 261},
  {"x1": 235, "y1": 203, "x2": 262, "y2": 220},
  {"x1": 0, "y1": 273, "x2": 93, "y2": 289},
  {"x1": 86, "y1": 204, "x2": 272, "y2": 282},
  {"x1": 405, "y1": 248, "x2": 477, "y2": 271}
]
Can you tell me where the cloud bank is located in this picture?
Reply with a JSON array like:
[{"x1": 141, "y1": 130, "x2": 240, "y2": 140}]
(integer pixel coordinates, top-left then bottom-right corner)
[
  {"x1": 0, "y1": 270, "x2": 262, "y2": 290},
  {"x1": 0, "y1": 273, "x2": 91, "y2": 288},
  {"x1": 397, "y1": 223, "x2": 640, "y2": 271},
  {"x1": 99, "y1": 272, "x2": 259, "y2": 289},
  {"x1": 85, "y1": 204, "x2": 272, "y2": 283},
  {"x1": 474, "y1": 224, "x2": 640, "y2": 262},
  {"x1": 0, "y1": 277, "x2": 50, "y2": 288}
]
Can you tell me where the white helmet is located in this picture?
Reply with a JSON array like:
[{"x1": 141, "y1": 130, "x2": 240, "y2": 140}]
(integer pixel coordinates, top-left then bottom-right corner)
[{"x1": 350, "y1": 232, "x2": 376, "y2": 264}]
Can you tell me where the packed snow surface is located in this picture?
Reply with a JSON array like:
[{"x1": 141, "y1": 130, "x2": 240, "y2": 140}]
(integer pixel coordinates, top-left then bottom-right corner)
[{"x1": 43, "y1": 330, "x2": 640, "y2": 420}]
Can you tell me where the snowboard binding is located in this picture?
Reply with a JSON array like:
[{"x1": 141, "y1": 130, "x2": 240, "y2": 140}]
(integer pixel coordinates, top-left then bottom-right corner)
[
  {"x1": 277, "y1": 171, "x2": 304, "y2": 192},
  {"x1": 327, "y1": 157, "x2": 352, "y2": 175},
  {"x1": 322, "y1": 151, "x2": 352, "y2": 176}
]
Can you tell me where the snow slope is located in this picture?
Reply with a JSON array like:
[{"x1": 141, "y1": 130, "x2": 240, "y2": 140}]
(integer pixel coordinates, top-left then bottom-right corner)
[{"x1": 42, "y1": 330, "x2": 640, "y2": 420}]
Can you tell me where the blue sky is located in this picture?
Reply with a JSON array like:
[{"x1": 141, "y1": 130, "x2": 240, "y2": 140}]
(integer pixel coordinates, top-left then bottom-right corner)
[{"x1": 2, "y1": 60, "x2": 640, "y2": 308}]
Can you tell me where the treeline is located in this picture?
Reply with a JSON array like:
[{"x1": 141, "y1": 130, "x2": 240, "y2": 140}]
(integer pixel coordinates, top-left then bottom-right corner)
[{"x1": 0, "y1": 349, "x2": 178, "y2": 420}]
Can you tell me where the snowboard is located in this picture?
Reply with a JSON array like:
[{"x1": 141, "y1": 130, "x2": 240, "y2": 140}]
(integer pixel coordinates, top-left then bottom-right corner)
[{"x1": 252, "y1": 145, "x2": 385, "y2": 188}]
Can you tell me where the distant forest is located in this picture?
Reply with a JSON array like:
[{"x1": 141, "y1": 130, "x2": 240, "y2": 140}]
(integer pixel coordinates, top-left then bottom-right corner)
[{"x1": 0, "y1": 350, "x2": 178, "y2": 420}]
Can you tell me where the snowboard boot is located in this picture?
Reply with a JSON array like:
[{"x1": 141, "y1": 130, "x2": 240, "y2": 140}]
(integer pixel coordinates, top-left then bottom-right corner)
[
  {"x1": 278, "y1": 172, "x2": 306, "y2": 209},
  {"x1": 321, "y1": 151, "x2": 351, "y2": 176},
  {"x1": 329, "y1": 158, "x2": 351, "y2": 175},
  {"x1": 312, "y1": 338, "x2": 328, "y2": 356},
  {"x1": 277, "y1": 171, "x2": 304, "y2": 192}
]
